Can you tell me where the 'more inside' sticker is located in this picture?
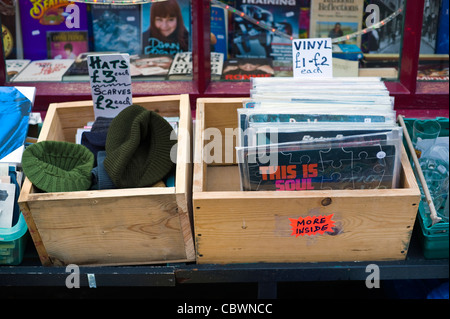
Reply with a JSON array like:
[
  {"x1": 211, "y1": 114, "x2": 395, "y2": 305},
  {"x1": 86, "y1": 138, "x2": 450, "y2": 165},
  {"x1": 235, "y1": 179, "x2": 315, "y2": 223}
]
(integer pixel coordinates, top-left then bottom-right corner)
[{"x1": 289, "y1": 214, "x2": 335, "y2": 237}]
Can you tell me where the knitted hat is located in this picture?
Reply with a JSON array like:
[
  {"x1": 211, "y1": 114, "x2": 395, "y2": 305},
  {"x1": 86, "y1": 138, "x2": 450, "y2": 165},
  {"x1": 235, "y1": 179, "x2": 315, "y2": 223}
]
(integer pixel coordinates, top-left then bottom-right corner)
[
  {"x1": 91, "y1": 151, "x2": 116, "y2": 190},
  {"x1": 81, "y1": 116, "x2": 113, "y2": 166},
  {"x1": 104, "y1": 104, "x2": 176, "y2": 188},
  {"x1": 21, "y1": 141, "x2": 94, "y2": 192},
  {"x1": 81, "y1": 130, "x2": 107, "y2": 166}
]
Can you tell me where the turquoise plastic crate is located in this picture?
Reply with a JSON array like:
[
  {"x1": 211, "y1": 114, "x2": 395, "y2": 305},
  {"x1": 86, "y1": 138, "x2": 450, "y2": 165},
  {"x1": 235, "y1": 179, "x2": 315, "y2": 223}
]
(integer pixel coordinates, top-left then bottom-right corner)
[
  {"x1": 0, "y1": 166, "x2": 28, "y2": 265},
  {"x1": 402, "y1": 117, "x2": 449, "y2": 259},
  {"x1": 0, "y1": 213, "x2": 28, "y2": 265}
]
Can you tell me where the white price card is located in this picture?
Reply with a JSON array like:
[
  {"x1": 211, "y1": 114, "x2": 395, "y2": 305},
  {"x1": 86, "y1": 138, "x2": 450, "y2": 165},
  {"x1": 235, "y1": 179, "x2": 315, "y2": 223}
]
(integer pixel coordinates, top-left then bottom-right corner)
[
  {"x1": 292, "y1": 38, "x2": 333, "y2": 78},
  {"x1": 88, "y1": 54, "x2": 133, "y2": 119}
]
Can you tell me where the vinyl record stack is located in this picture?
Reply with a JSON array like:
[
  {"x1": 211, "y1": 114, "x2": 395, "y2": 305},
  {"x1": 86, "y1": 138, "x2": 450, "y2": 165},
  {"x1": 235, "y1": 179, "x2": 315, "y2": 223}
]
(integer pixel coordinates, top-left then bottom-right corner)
[{"x1": 236, "y1": 77, "x2": 403, "y2": 192}]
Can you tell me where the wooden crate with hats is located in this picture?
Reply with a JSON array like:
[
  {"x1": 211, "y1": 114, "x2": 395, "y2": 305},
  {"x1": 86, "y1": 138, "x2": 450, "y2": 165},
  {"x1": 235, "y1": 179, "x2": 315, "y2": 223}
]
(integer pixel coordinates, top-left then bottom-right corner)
[
  {"x1": 18, "y1": 95, "x2": 194, "y2": 266},
  {"x1": 192, "y1": 98, "x2": 421, "y2": 264}
]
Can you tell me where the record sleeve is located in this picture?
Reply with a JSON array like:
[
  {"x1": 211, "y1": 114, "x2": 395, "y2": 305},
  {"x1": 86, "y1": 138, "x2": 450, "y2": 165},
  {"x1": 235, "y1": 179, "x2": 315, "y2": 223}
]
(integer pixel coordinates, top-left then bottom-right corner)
[{"x1": 236, "y1": 130, "x2": 403, "y2": 191}]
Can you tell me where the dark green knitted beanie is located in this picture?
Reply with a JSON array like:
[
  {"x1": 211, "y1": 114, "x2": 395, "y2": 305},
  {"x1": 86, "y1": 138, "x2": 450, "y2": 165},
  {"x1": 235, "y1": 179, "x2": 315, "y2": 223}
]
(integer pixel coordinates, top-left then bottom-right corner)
[
  {"x1": 104, "y1": 104, "x2": 176, "y2": 188},
  {"x1": 21, "y1": 141, "x2": 94, "y2": 192}
]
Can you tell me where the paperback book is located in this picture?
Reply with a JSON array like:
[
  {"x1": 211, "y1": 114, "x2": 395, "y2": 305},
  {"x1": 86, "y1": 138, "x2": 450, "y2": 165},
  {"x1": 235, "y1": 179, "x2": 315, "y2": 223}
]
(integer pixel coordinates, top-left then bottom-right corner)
[
  {"x1": 141, "y1": 0, "x2": 191, "y2": 56},
  {"x1": 12, "y1": 59, "x2": 75, "y2": 82},
  {"x1": 168, "y1": 52, "x2": 224, "y2": 80},
  {"x1": 309, "y1": 0, "x2": 364, "y2": 46},
  {"x1": 229, "y1": 0, "x2": 303, "y2": 62},
  {"x1": 222, "y1": 57, "x2": 273, "y2": 81},
  {"x1": 5, "y1": 59, "x2": 31, "y2": 81},
  {"x1": 88, "y1": 3, "x2": 142, "y2": 55},
  {"x1": 129, "y1": 54, "x2": 174, "y2": 80},
  {"x1": 46, "y1": 30, "x2": 89, "y2": 59}
]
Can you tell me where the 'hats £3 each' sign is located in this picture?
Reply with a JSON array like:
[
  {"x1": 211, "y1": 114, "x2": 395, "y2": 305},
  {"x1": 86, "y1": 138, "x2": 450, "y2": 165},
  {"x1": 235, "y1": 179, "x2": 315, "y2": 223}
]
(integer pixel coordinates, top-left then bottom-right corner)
[{"x1": 88, "y1": 54, "x2": 133, "y2": 119}]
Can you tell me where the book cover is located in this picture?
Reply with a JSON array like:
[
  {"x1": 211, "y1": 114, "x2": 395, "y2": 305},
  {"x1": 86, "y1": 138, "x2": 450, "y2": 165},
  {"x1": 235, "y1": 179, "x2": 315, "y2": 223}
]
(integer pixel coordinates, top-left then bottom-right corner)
[
  {"x1": 168, "y1": 51, "x2": 224, "y2": 80},
  {"x1": 221, "y1": 57, "x2": 274, "y2": 81},
  {"x1": 88, "y1": 3, "x2": 142, "y2": 55},
  {"x1": 333, "y1": 43, "x2": 363, "y2": 61},
  {"x1": 141, "y1": 0, "x2": 191, "y2": 56},
  {"x1": 1, "y1": 0, "x2": 18, "y2": 59},
  {"x1": 436, "y1": 0, "x2": 449, "y2": 54},
  {"x1": 46, "y1": 30, "x2": 88, "y2": 59},
  {"x1": 129, "y1": 54, "x2": 174, "y2": 80},
  {"x1": 5, "y1": 59, "x2": 31, "y2": 81},
  {"x1": 167, "y1": 51, "x2": 192, "y2": 80},
  {"x1": 299, "y1": 5, "x2": 311, "y2": 39},
  {"x1": 417, "y1": 63, "x2": 449, "y2": 81},
  {"x1": 12, "y1": 59, "x2": 74, "y2": 82},
  {"x1": 229, "y1": 0, "x2": 303, "y2": 62},
  {"x1": 309, "y1": 0, "x2": 364, "y2": 46},
  {"x1": 211, "y1": 4, "x2": 228, "y2": 58},
  {"x1": 62, "y1": 51, "x2": 120, "y2": 82},
  {"x1": 19, "y1": 0, "x2": 89, "y2": 60}
]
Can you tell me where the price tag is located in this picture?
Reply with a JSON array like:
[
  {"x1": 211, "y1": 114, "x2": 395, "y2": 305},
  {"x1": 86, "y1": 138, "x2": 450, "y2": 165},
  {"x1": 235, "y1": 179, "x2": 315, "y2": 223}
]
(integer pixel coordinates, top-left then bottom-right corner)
[
  {"x1": 88, "y1": 54, "x2": 132, "y2": 119},
  {"x1": 292, "y1": 38, "x2": 333, "y2": 78}
]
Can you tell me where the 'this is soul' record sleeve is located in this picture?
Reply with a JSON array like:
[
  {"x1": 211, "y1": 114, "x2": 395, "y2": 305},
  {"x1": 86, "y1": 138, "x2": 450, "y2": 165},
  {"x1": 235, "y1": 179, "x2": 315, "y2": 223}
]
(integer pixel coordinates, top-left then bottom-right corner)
[{"x1": 237, "y1": 130, "x2": 402, "y2": 191}]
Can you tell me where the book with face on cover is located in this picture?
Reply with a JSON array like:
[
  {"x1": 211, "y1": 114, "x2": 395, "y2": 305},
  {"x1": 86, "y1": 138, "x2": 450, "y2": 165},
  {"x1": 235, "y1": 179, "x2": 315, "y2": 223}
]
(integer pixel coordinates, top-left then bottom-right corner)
[{"x1": 309, "y1": 0, "x2": 364, "y2": 47}]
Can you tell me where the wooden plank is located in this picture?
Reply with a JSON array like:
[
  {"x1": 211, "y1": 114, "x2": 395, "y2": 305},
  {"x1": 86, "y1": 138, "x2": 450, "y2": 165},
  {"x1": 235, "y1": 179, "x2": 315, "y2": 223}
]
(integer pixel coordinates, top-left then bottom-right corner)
[
  {"x1": 193, "y1": 101, "x2": 206, "y2": 193},
  {"x1": 194, "y1": 192, "x2": 418, "y2": 264},
  {"x1": 27, "y1": 194, "x2": 188, "y2": 266},
  {"x1": 200, "y1": 98, "x2": 245, "y2": 166},
  {"x1": 175, "y1": 94, "x2": 192, "y2": 195},
  {"x1": 18, "y1": 199, "x2": 51, "y2": 266}
]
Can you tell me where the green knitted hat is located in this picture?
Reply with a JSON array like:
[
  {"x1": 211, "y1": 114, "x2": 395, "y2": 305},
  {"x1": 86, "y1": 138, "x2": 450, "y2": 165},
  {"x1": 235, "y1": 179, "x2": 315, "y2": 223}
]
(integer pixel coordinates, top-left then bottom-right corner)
[
  {"x1": 104, "y1": 104, "x2": 176, "y2": 188},
  {"x1": 21, "y1": 141, "x2": 94, "y2": 192}
]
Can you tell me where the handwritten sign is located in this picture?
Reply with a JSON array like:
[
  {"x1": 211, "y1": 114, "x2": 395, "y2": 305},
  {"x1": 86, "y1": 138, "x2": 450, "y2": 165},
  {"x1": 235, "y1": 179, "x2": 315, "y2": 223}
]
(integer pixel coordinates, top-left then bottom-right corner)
[
  {"x1": 289, "y1": 214, "x2": 335, "y2": 237},
  {"x1": 88, "y1": 54, "x2": 132, "y2": 119},
  {"x1": 292, "y1": 38, "x2": 333, "y2": 78}
]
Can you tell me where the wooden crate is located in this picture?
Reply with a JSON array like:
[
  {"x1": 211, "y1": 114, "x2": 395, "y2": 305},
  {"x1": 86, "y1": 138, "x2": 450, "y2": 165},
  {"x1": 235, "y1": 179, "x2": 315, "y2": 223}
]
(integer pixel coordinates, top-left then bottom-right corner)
[
  {"x1": 193, "y1": 98, "x2": 421, "y2": 264},
  {"x1": 18, "y1": 95, "x2": 195, "y2": 266}
]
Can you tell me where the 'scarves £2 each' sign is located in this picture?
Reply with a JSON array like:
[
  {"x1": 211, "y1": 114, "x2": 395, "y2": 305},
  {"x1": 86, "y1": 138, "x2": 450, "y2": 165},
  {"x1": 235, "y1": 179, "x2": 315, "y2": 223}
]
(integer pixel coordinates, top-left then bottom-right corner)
[{"x1": 88, "y1": 54, "x2": 133, "y2": 119}]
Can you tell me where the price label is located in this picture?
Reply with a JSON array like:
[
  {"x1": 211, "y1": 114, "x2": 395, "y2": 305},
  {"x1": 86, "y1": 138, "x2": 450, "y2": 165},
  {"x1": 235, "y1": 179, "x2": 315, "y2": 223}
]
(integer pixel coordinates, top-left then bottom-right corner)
[
  {"x1": 292, "y1": 38, "x2": 333, "y2": 78},
  {"x1": 88, "y1": 54, "x2": 132, "y2": 119}
]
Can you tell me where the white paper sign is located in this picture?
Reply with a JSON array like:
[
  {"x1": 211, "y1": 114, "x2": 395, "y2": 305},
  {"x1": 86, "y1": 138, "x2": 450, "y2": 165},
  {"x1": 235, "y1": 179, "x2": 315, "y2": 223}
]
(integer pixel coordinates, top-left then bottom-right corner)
[
  {"x1": 292, "y1": 38, "x2": 333, "y2": 78},
  {"x1": 88, "y1": 54, "x2": 132, "y2": 119}
]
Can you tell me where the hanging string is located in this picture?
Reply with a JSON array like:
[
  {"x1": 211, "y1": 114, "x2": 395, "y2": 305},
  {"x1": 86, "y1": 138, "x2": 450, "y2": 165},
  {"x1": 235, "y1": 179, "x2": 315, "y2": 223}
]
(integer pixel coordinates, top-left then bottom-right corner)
[{"x1": 211, "y1": 0, "x2": 404, "y2": 43}]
